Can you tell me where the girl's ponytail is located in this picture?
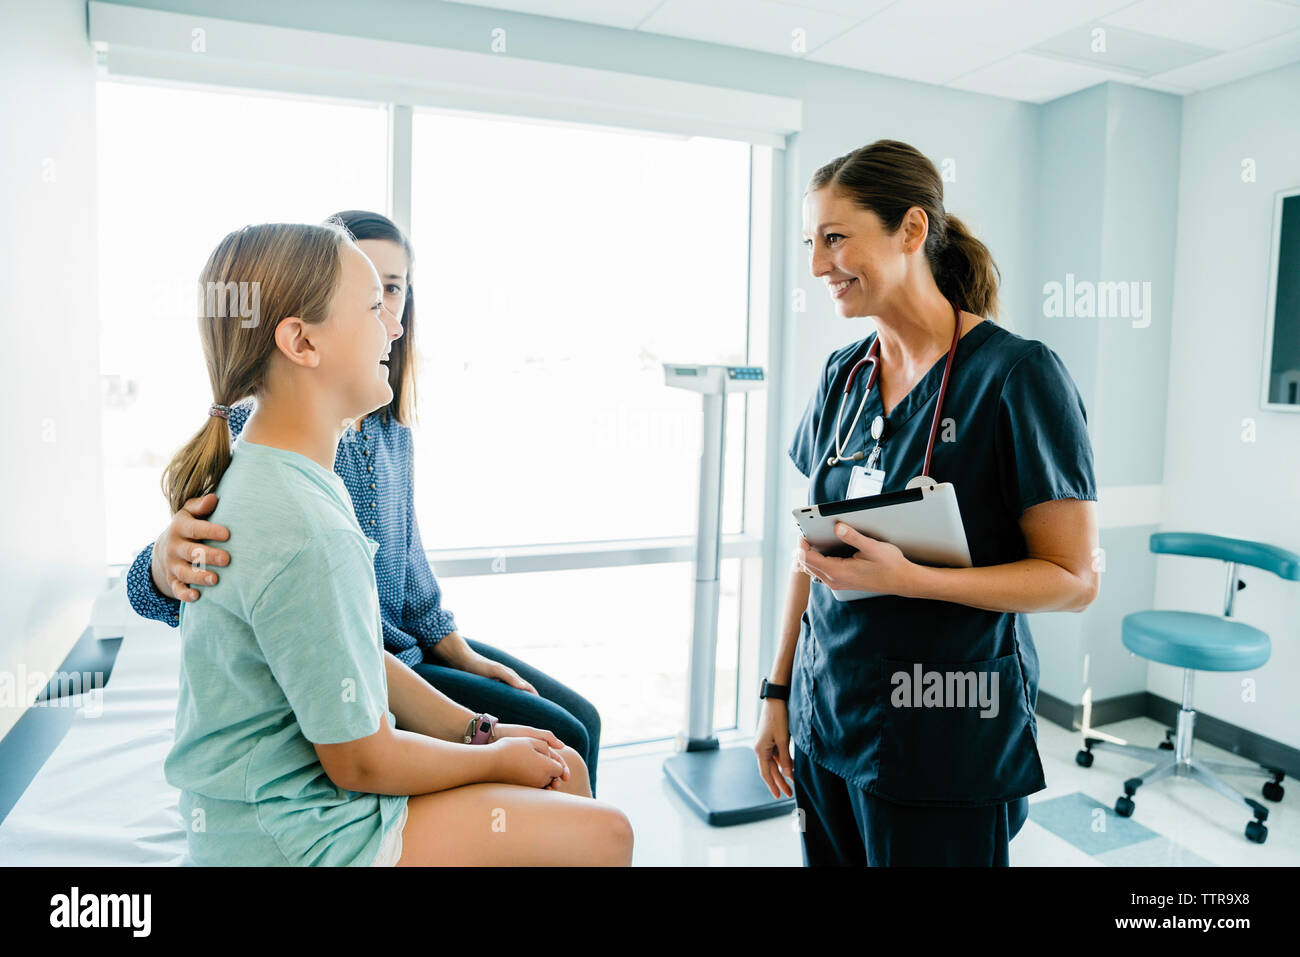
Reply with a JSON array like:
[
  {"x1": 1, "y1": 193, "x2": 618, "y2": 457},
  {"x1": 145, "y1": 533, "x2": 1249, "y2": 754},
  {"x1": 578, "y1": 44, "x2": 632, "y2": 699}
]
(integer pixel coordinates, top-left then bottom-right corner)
[
  {"x1": 161, "y1": 407, "x2": 233, "y2": 516},
  {"x1": 159, "y1": 222, "x2": 349, "y2": 516}
]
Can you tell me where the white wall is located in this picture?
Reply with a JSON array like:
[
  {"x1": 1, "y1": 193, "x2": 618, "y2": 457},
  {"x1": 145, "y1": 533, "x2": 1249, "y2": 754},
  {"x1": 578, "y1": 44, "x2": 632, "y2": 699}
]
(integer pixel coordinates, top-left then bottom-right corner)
[
  {"x1": 0, "y1": 0, "x2": 105, "y2": 741},
  {"x1": 1156, "y1": 60, "x2": 1300, "y2": 747}
]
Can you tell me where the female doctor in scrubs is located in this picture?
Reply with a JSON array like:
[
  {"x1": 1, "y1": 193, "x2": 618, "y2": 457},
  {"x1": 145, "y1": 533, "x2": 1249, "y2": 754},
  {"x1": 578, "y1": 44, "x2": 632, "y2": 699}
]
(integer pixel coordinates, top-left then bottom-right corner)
[{"x1": 753, "y1": 139, "x2": 1100, "y2": 866}]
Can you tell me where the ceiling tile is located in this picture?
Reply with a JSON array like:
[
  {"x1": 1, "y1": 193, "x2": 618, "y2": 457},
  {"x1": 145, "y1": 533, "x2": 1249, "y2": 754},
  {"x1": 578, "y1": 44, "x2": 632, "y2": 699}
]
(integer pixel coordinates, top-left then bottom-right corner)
[
  {"x1": 775, "y1": 0, "x2": 895, "y2": 17},
  {"x1": 1033, "y1": 21, "x2": 1221, "y2": 75},
  {"x1": 819, "y1": 0, "x2": 1137, "y2": 53},
  {"x1": 808, "y1": 32, "x2": 1010, "y2": 84},
  {"x1": 948, "y1": 51, "x2": 1129, "y2": 103},
  {"x1": 1149, "y1": 26, "x2": 1300, "y2": 88},
  {"x1": 1101, "y1": 0, "x2": 1300, "y2": 51},
  {"x1": 639, "y1": 0, "x2": 861, "y2": 57},
  {"x1": 805, "y1": 0, "x2": 1135, "y2": 81}
]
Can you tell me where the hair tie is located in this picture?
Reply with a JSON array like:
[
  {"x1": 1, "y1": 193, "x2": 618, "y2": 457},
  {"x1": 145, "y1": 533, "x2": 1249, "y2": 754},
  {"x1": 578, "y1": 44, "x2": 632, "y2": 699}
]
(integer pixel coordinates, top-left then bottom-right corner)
[{"x1": 209, "y1": 403, "x2": 232, "y2": 420}]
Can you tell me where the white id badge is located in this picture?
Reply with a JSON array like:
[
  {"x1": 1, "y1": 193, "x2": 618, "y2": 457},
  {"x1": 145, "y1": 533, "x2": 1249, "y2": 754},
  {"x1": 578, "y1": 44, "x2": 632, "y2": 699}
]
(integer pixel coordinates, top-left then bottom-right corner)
[{"x1": 846, "y1": 466, "x2": 886, "y2": 498}]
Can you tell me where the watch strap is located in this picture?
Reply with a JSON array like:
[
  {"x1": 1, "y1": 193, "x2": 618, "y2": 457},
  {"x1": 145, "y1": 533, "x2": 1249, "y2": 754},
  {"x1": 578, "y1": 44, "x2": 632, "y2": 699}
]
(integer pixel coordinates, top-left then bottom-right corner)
[{"x1": 467, "y1": 712, "x2": 498, "y2": 745}]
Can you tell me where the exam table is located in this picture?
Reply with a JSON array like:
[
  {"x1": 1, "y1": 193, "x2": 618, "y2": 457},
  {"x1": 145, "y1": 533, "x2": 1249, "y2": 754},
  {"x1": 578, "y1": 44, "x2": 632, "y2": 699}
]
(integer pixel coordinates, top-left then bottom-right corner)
[{"x1": 0, "y1": 603, "x2": 189, "y2": 866}]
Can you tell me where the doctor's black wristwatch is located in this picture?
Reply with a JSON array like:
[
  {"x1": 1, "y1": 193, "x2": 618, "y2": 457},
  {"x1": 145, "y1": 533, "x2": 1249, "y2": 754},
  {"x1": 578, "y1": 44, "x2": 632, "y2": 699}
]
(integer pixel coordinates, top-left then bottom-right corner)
[{"x1": 759, "y1": 678, "x2": 790, "y2": 701}]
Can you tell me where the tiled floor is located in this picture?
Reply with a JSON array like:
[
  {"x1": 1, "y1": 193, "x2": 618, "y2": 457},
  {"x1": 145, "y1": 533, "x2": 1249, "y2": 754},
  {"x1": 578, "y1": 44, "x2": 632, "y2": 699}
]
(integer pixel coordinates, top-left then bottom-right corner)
[{"x1": 596, "y1": 717, "x2": 1300, "y2": 866}]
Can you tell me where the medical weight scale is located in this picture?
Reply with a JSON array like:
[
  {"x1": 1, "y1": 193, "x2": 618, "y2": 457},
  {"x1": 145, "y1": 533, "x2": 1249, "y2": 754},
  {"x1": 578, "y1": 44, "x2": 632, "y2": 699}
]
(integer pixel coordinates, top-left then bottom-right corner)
[{"x1": 661, "y1": 364, "x2": 796, "y2": 826}]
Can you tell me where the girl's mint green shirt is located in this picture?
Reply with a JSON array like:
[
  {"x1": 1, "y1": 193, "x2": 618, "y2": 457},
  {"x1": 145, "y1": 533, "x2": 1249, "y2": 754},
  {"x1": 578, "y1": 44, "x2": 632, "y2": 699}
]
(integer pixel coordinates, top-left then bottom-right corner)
[{"x1": 163, "y1": 438, "x2": 408, "y2": 866}]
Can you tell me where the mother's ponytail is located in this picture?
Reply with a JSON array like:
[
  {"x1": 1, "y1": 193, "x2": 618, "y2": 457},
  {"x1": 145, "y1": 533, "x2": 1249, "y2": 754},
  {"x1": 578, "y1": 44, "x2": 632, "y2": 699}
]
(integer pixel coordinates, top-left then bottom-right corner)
[
  {"x1": 160, "y1": 222, "x2": 349, "y2": 515},
  {"x1": 807, "y1": 139, "x2": 1002, "y2": 320}
]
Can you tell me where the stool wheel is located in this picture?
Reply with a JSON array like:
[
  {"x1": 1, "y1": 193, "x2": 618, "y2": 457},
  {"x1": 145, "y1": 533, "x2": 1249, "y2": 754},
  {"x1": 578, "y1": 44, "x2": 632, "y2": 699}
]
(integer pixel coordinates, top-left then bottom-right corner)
[
  {"x1": 1262, "y1": 781, "x2": 1284, "y2": 802},
  {"x1": 1115, "y1": 795, "x2": 1135, "y2": 818},
  {"x1": 1075, "y1": 749, "x2": 1094, "y2": 768},
  {"x1": 1159, "y1": 730, "x2": 1174, "y2": 750},
  {"x1": 1245, "y1": 820, "x2": 1268, "y2": 844}
]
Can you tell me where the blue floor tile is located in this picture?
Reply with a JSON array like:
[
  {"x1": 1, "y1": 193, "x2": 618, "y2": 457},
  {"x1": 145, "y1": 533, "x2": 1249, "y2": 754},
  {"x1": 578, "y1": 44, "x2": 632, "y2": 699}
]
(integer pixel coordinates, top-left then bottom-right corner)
[{"x1": 1029, "y1": 792, "x2": 1160, "y2": 855}]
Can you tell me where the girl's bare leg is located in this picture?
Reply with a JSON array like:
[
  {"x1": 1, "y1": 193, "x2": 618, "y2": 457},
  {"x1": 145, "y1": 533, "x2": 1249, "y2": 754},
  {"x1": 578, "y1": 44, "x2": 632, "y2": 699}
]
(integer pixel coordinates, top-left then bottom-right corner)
[{"x1": 395, "y1": 746, "x2": 632, "y2": 866}]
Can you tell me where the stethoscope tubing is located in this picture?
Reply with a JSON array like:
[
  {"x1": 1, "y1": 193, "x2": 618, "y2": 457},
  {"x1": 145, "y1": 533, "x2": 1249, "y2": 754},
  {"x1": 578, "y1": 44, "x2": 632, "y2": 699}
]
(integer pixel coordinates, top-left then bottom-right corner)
[{"x1": 830, "y1": 299, "x2": 963, "y2": 478}]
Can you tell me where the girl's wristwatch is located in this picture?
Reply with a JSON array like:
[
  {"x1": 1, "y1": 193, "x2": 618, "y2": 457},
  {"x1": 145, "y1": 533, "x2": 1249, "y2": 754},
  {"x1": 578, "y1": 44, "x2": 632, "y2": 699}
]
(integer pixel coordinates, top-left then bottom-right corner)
[{"x1": 465, "y1": 713, "x2": 498, "y2": 744}]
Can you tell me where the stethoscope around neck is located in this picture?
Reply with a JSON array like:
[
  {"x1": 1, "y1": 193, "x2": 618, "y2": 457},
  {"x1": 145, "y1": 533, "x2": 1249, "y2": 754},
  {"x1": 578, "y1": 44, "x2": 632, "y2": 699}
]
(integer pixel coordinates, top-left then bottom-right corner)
[{"x1": 827, "y1": 298, "x2": 963, "y2": 483}]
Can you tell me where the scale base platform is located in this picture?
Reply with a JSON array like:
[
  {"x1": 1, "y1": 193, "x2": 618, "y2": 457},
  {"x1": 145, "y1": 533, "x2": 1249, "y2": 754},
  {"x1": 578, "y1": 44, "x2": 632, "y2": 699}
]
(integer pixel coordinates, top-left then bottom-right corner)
[{"x1": 663, "y1": 743, "x2": 796, "y2": 827}]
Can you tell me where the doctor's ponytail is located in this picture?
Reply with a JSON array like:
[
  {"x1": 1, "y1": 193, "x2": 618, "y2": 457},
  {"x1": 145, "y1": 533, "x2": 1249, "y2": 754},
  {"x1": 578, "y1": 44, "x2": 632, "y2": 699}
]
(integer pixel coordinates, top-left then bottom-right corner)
[{"x1": 808, "y1": 139, "x2": 1002, "y2": 321}]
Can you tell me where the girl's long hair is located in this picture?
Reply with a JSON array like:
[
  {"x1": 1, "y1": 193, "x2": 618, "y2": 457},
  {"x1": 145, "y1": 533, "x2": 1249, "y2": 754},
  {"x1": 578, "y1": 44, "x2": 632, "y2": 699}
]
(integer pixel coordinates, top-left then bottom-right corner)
[
  {"x1": 808, "y1": 139, "x2": 1002, "y2": 320},
  {"x1": 161, "y1": 222, "x2": 348, "y2": 515},
  {"x1": 329, "y1": 210, "x2": 418, "y2": 426}
]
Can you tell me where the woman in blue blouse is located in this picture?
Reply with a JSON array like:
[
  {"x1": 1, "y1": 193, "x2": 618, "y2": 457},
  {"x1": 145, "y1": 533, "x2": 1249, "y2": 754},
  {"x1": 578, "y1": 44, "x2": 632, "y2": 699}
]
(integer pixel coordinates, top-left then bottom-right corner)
[{"x1": 127, "y1": 210, "x2": 603, "y2": 796}]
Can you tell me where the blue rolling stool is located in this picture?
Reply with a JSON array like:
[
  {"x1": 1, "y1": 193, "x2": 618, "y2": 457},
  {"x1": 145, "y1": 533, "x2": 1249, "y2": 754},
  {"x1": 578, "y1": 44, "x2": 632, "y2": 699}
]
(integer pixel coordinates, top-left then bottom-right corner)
[{"x1": 1076, "y1": 532, "x2": 1300, "y2": 844}]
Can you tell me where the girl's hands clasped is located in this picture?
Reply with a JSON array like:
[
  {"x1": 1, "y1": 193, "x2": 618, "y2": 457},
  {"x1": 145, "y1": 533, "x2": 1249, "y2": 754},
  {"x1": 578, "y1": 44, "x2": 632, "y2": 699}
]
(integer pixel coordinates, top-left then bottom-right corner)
[
  {"x1": 488, "y1": 735, "x2": 570, "y2": 790},
  {"x1": 795, "y1": 523, "x2": 918, "y2": 598}
]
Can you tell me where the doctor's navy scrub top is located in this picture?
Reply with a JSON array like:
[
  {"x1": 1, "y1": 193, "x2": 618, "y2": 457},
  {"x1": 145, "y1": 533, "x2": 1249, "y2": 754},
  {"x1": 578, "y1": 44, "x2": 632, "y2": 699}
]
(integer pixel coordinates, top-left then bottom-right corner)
[
  {"x1": 787, "y1": 320, "x2": 1097, "y2": 807},
  {"x1": 163, "y1": 438, "x2": 408, "y2": 866}
]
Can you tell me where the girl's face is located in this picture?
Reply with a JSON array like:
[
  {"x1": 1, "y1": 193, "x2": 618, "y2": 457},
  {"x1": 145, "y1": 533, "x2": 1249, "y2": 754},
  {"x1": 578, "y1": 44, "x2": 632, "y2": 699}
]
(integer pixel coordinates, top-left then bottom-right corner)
[
  {"x1": 802, "y1": 186, "x2": 917, "y2": 318},
  {"x1": 317, "y1": 242, "x2": 403, "y2": 420},
  {"x1": 355, "y1": 238, "x2": 409, "y2": 326}
]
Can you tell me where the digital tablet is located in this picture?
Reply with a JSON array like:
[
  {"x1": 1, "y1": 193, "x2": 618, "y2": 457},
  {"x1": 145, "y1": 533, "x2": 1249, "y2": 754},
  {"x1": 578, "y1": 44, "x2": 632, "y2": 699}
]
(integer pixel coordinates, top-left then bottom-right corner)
[{"x1": 792, "y1": 481, "x2": 972, "y2": 601}]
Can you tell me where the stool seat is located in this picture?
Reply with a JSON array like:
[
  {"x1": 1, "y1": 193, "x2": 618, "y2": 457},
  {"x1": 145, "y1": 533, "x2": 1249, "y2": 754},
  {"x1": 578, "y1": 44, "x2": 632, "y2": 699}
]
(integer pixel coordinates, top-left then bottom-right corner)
[{"x1": 1122, "y1": 610, "x2": 1270, "y2": 672}]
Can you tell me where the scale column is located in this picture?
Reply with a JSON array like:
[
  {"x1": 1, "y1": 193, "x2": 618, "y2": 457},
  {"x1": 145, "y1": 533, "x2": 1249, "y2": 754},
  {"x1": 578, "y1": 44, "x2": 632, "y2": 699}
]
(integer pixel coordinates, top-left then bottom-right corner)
[{"x1": 684, "y1": 390, "x2": 726, "y2": 748}]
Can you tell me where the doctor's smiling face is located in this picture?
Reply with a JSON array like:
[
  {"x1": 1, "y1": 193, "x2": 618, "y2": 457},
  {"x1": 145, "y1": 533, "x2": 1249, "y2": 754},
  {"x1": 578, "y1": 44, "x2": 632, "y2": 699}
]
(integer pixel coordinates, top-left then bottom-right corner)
[{"x1": 802, "y1": 186, "x2": 926, "y2": 319}]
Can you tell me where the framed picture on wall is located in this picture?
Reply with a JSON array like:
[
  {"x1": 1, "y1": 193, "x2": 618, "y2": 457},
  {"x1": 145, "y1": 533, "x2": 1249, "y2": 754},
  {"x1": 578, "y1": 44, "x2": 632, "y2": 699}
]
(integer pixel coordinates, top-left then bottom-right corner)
[{"x1": 1261, "y1": 185, "x2": 1300, "y2": 411}]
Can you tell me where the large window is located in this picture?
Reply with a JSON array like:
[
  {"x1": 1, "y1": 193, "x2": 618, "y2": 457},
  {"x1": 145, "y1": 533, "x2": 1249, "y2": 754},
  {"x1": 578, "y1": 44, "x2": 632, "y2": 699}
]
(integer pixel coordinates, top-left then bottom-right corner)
[
  {"x1": 440, "y1": 560, "x2": 744, "y2": 746},
  {"x1": 408, "y1": 110, "x2": 754, "y2": 547},
  {"x1": 407, "y1": 110, "x2": 758, "y2": 742}
]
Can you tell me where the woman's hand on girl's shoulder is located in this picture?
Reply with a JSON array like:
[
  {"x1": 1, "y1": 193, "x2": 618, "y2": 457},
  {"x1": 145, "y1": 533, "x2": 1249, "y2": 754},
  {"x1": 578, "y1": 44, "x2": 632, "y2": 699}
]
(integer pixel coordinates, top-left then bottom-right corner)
[{"x1": 152, "y1": 492, "x2": 232, "y2": 601}]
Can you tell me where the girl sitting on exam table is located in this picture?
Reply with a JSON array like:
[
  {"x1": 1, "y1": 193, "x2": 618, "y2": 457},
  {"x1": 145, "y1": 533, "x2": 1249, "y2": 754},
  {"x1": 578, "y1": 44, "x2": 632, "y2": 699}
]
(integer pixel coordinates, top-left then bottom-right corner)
[
  {"x1": 129, "y1": 211, "x2": 605, "y2": 799},
  {"x1": 161, "y1": 222, "x2": 632, "y2": 866}
]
